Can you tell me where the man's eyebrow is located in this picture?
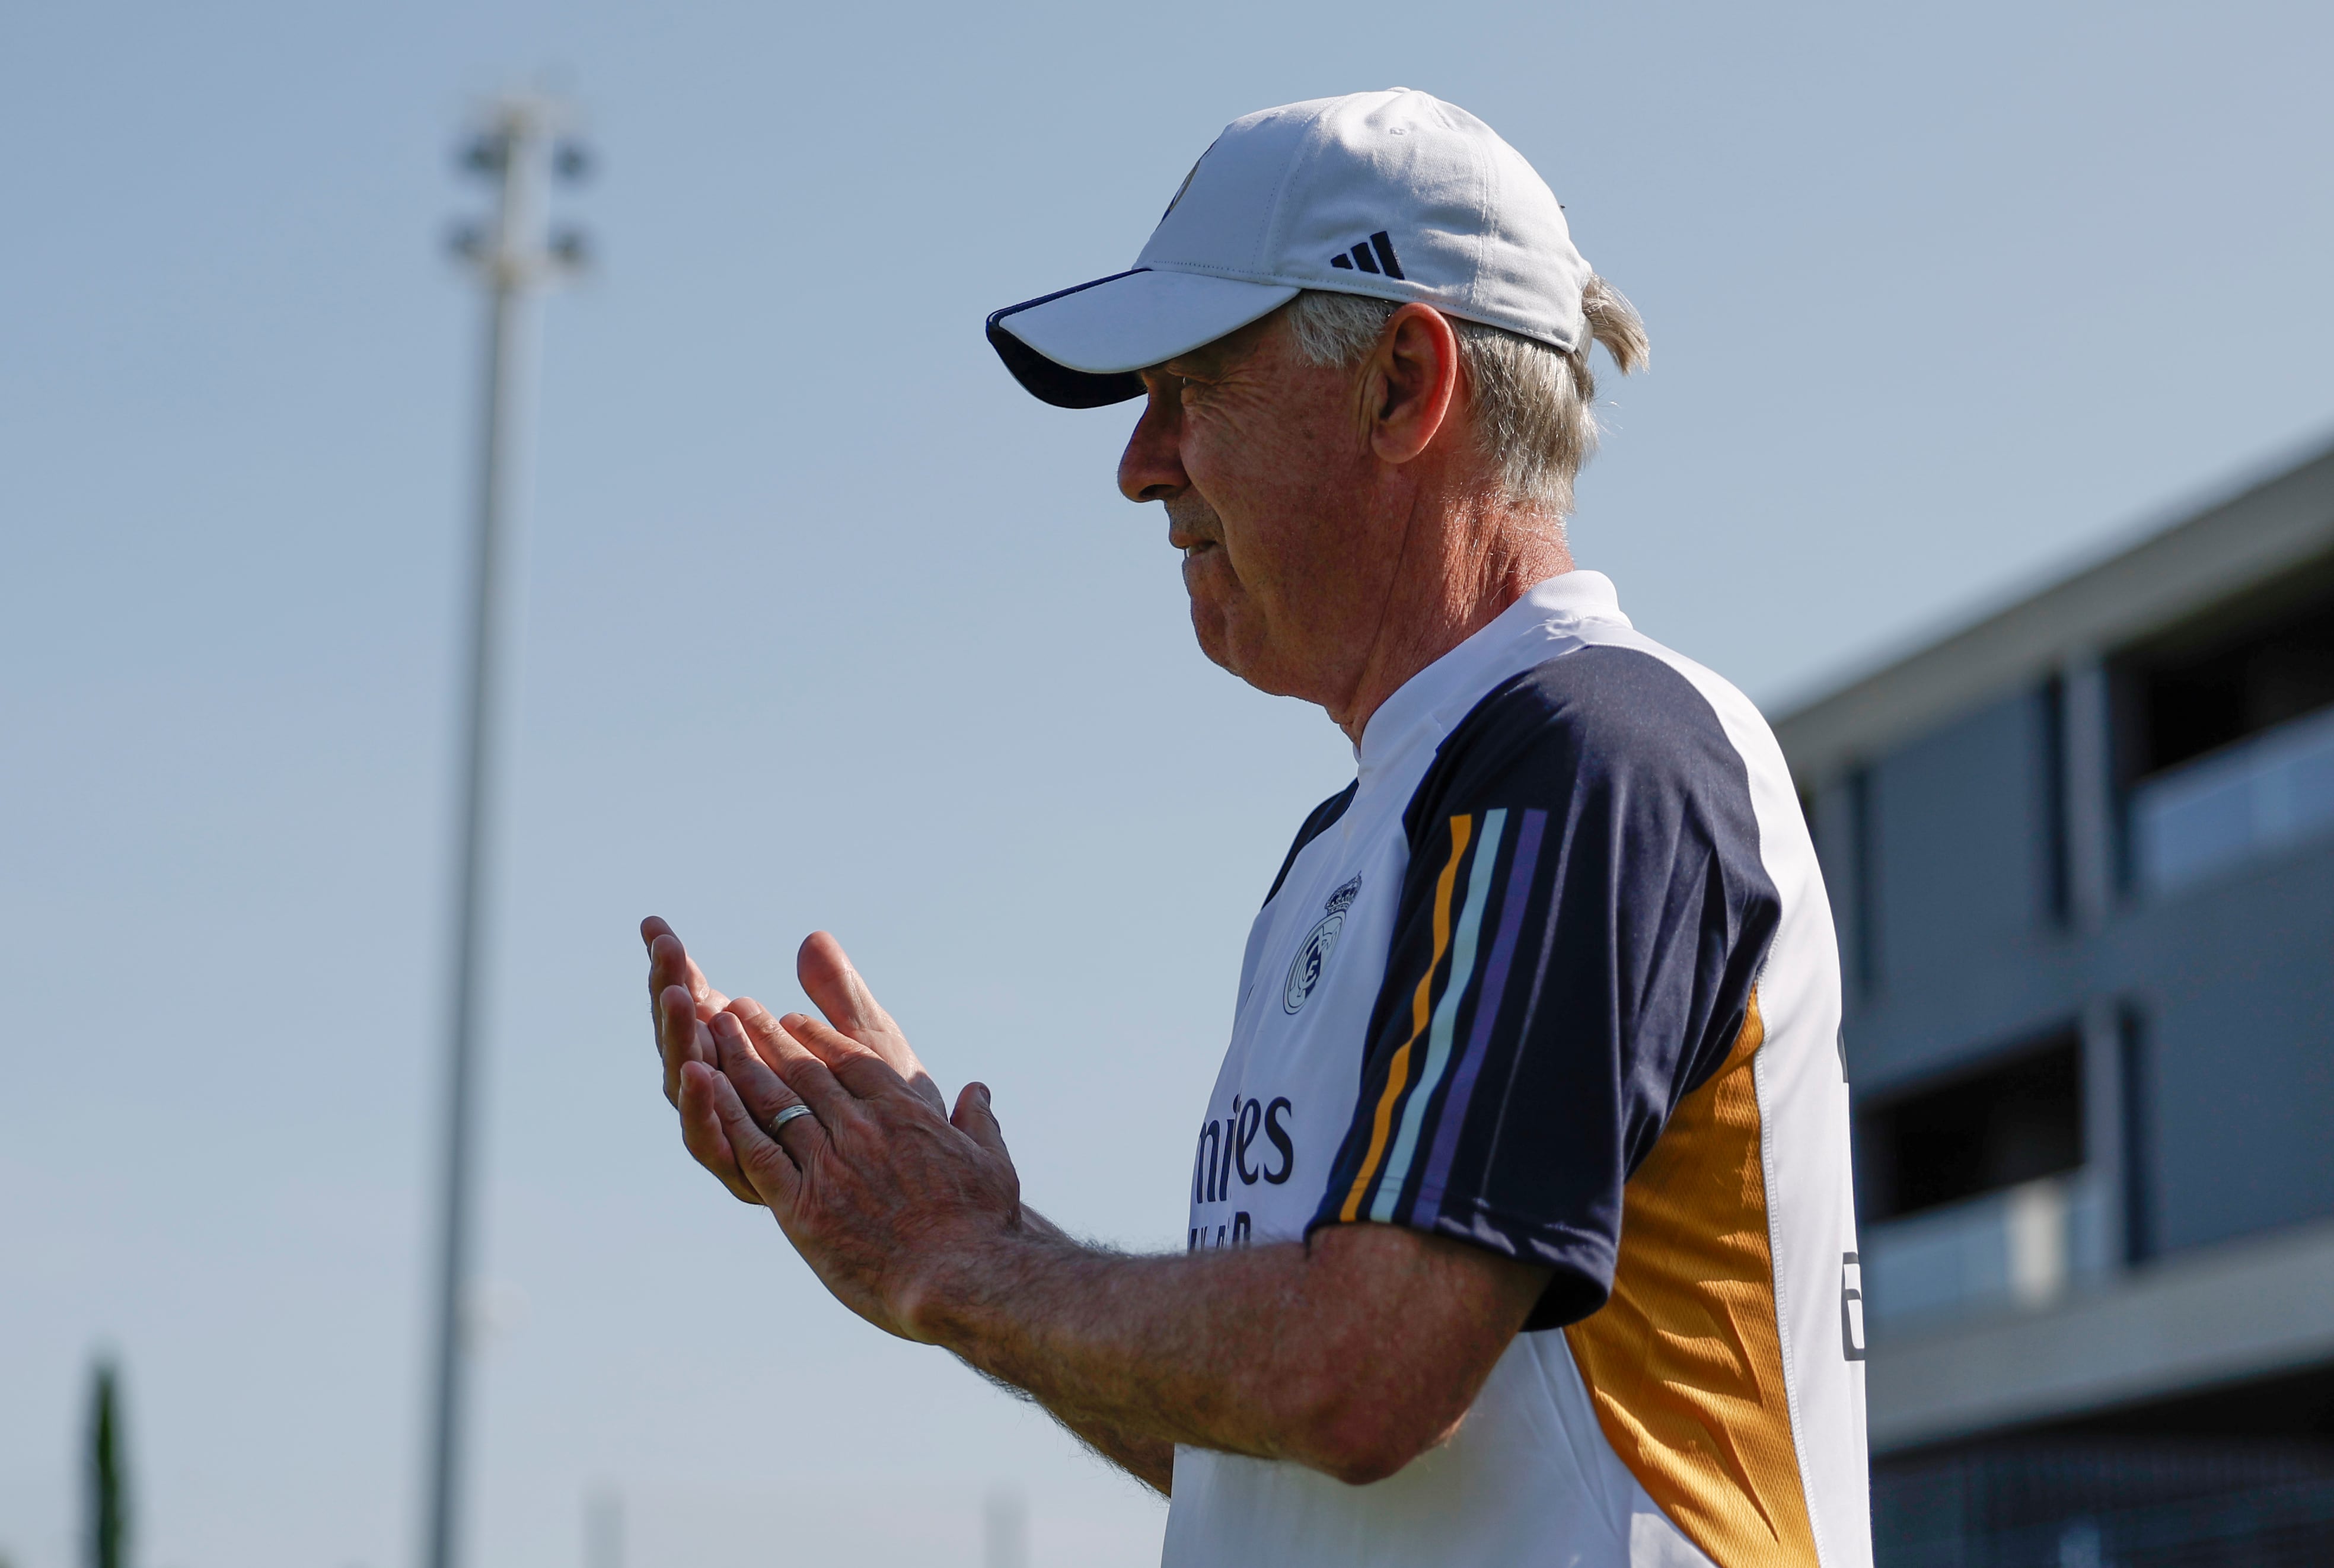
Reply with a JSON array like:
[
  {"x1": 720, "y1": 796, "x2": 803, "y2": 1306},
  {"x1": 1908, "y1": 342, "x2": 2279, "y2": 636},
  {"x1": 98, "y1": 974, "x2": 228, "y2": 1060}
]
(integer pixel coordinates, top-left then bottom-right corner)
[{"x1": 1154, "y1": 344, "x2": 1232, "y2": 383}]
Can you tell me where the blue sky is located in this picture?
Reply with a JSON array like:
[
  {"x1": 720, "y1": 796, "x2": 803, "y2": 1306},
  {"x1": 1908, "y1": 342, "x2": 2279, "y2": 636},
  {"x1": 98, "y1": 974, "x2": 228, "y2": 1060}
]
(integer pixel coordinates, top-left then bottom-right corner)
[{"x1": 2, "y1": 3, "x2": 2330, "y2": 1566}]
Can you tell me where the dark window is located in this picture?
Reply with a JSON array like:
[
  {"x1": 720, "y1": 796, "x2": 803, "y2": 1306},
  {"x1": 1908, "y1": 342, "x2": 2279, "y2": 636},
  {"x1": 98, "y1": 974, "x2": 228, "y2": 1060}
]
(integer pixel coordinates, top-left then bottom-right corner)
[
  {"x1": 2116, "y1": 555, "x2": 2334, "y2": 781},
  {"x1": 2039, "y1": 675, "x2": 2071, "y2": 925},
  {"x1": 2119, "y1": 1004, "x2": 2154, "y2": 1266},
  {"x1": 1857, "y1": 1028, "x2": 2083, "y2": 1222}
]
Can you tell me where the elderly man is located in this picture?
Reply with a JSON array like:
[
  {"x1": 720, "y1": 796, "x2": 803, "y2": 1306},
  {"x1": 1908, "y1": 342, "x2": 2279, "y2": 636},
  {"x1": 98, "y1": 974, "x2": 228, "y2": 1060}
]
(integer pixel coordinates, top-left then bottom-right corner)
[{"x1": 645, "y1": 89, "x2": 1870, "y2": 1567}]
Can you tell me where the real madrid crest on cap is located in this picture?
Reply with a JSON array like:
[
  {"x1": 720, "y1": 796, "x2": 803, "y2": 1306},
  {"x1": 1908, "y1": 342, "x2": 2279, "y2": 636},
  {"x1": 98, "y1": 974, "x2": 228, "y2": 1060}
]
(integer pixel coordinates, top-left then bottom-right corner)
[{"x1": 1284, "y1": 876, "x2": 1362, "y2": 1014}]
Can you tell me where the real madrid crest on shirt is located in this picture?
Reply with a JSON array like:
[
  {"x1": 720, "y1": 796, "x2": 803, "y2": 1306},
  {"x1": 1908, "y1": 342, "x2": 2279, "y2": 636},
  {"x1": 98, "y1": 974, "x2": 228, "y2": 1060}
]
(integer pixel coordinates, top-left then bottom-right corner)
[{"x1": 1283, "y1": 875, "x2": 1361, "y2": 1014}]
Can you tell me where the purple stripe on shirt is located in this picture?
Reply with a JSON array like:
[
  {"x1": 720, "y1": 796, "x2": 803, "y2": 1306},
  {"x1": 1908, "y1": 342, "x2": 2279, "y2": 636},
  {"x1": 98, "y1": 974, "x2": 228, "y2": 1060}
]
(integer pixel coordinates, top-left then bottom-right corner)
[{"x1": 1414, "y1": 808, "x2": 1548, "y2": 1226}]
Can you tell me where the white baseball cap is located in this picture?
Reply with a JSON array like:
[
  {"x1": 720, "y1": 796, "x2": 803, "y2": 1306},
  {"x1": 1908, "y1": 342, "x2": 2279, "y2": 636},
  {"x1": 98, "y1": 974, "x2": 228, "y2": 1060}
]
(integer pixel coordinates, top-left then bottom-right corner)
[{"x1": 987, "y1": 88, "x2": 1596, "y2": 408}]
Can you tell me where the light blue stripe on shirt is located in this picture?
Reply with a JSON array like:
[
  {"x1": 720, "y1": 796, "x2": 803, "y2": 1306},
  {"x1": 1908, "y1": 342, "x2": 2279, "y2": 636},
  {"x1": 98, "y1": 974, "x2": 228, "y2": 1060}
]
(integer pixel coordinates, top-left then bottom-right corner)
[{"x1": 1370, "y1": 808, "x2": 1506, "y2": 1223}]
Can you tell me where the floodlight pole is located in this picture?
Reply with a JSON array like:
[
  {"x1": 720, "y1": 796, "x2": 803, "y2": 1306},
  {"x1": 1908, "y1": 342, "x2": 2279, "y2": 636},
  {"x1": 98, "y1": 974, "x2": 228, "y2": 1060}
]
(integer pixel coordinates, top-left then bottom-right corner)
[{"x1": 424, "y1": 91, "x2": 588, "y2": 1568}]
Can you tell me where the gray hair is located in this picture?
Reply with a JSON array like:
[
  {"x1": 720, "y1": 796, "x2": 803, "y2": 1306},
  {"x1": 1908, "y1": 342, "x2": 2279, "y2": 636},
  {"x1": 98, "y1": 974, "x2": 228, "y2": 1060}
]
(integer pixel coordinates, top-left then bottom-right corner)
[{"x1": 1283, "y1": 279, "x2": 1649, "y2": 521}]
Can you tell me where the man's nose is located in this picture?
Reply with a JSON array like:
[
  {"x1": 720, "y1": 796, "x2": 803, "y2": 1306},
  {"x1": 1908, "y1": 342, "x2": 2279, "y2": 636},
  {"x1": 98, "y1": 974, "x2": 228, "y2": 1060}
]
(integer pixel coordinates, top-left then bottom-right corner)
[{"x1": 1117, "y1": 387, "x2": 1188, "y2": 503}]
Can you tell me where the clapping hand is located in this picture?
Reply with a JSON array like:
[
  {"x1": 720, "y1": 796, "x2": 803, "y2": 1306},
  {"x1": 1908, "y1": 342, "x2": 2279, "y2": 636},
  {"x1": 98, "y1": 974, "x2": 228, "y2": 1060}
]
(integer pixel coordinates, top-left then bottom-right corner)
[{"x1": 640, "y1": 917, "x2": 1027, "y2": 1340}]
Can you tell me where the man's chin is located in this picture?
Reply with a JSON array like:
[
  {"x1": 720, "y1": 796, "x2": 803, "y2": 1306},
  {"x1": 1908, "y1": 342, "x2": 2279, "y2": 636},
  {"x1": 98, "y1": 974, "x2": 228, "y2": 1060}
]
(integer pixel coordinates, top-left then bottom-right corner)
[
  {"x1": 1187, "y1": 599, "x2": 1241, "y2": 677},
  {"x1": 1188, "y1": 602, "x2": 1310, "y2": 699}
]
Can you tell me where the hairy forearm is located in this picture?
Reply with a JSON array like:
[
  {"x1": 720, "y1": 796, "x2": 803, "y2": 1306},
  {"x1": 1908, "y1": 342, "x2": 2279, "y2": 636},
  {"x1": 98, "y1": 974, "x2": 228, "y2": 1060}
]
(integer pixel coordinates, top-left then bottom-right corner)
[
  {"x1": 925, "y1": 1238, "x2": 1312, "y2": 1461},
  {"x1": 1048, "y1": 1407, "x2": 1177, "y2": 1496},
  {"x1": 1005, "y1": 1210, "x2": 1176, "y2": 1494},
  {"x1": 960, "y1": 1349, "x2": 1175, "y2": 1494},
  {"x1": 913, "y1": 1226, "x2": 1510, "y2": 1486}
]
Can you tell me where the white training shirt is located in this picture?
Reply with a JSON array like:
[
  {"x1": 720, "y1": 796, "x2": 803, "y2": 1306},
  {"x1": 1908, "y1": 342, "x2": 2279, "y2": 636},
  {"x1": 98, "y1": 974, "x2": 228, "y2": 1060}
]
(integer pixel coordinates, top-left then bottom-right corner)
[{"x1": 1164, "y1": 572, "x2": 1871, "y2": 1568}]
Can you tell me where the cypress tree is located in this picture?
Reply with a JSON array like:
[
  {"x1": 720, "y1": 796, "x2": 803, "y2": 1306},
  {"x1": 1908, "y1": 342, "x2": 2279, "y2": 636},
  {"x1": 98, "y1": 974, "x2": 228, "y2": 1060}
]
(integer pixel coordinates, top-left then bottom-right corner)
[{"x1": 85, "y1": 1358, "x2": 129, "y2": 1568}]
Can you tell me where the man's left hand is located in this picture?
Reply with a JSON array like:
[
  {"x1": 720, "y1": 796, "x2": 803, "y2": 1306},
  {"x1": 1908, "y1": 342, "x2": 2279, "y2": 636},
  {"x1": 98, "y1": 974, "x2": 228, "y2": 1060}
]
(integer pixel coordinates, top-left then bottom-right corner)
[{"x1": 652, "y1": 928, "x2": 1027, "y2": 1341}]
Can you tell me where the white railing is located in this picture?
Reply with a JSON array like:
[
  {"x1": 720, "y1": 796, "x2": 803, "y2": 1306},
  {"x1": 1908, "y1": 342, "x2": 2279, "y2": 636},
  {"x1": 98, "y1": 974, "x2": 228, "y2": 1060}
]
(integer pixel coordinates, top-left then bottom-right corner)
[
  {"x1": 2132, "y1": 702, "x2": 2334, "y2": 896},
  {"x1": 1861, "y1": 1173, "x2": 2114, "y2": 1330}
]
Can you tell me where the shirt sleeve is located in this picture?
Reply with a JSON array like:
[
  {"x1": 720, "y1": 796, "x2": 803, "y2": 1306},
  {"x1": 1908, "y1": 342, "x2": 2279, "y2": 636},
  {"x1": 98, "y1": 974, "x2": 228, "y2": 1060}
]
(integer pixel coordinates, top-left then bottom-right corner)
[{"x1": 1306, "y1": 646, "x2": 1781, "y2": 1331}]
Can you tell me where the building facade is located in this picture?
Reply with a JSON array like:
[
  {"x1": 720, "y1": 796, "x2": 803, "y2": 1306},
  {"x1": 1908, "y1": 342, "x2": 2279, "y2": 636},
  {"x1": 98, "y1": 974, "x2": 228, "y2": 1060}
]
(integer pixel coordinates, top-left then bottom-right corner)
[{"x1": 1773, "y1": 441, "x2": 2334, "y2": 1566}]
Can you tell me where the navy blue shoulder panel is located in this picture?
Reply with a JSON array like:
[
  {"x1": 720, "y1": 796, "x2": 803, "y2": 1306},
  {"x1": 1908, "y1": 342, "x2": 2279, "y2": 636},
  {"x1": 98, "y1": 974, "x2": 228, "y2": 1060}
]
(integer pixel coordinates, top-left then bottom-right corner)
[
  {"x1": 1263, "y1": 781, "x2": 1359, "y2": 909},
  {"x1": 1310, "y1": 645, "x2": 1780, "y2": 1331}
]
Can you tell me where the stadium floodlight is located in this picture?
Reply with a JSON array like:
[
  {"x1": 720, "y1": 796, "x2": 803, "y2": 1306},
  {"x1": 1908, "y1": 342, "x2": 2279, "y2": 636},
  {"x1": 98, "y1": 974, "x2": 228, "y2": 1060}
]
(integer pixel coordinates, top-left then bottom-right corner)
[{"x1": 420, "y1": 88, "x2": 590, "y2": 1568}]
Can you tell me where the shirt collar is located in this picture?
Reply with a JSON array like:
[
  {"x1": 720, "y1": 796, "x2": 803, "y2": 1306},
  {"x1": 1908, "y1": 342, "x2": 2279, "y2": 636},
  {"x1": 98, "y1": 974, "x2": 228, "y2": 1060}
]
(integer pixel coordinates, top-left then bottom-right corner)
[{"x1": 1353, "y1": 571, "x2": 1631, "y2": 780}]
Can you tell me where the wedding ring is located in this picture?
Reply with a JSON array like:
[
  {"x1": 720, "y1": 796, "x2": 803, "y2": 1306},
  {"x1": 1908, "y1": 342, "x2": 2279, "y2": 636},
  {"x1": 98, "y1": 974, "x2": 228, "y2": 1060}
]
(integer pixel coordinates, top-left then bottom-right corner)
[{"x1": 765, "y1": 1103, "x2": 818, "y2": 1136}]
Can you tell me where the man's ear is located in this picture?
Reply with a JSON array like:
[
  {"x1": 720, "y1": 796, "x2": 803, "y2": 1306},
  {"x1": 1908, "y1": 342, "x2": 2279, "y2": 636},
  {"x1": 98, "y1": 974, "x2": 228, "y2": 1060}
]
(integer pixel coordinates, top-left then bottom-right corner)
[{"x1": 1363, "y1": 304, "x2": 1462, "y2": 467}]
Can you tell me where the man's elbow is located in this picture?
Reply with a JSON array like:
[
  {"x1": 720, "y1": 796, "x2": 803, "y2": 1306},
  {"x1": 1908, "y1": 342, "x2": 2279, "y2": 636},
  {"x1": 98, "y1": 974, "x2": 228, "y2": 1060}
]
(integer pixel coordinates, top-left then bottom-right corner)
[
  {"x1": 1283, "y1": 1374, "x2": 1454, "y2": 1486},
  {"x1": 1315, "y1": 1436, "x2": 1430, "y2": 1488}
]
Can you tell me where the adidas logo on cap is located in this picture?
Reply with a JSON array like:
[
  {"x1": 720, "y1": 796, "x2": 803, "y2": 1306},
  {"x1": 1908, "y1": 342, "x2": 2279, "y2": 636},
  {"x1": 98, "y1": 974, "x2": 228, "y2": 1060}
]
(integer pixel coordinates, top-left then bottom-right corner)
[{"x1": 1328, "y1": 232, "x2": 1406, "y2": 279}]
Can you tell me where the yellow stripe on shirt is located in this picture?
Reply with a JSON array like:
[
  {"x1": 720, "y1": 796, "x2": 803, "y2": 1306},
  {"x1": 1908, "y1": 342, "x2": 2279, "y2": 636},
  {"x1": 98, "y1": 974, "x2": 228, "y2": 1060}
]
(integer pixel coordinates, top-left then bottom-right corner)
[{"x1": 1338, "y1": 814, "x2": 1471, "y2": 1223}]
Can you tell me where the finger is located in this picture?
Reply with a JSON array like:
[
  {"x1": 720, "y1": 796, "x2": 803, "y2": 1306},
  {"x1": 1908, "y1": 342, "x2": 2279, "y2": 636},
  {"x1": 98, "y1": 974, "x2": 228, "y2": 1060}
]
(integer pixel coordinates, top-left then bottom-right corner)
[
  {"x1": 796, "y1": 930, "x2": 901, "y2": 1041},
  {"x1": 710, "y1": 1012, "x2": 822, "y2": 1165},
  {"x1": 952, "y1": 1082, "x2": 1009, "y2": 1158},
  {"x1": 725, "y1": 999, "x2": 860, "y2": 1122},
  {"x1": 646, "y1": 932, "x2": 698, "y2": 1051},
  {"x1": 696, "y1": 1060, "x2": 802, "y2": 1209},
  {"x1": 646, "y1": 928, "x2": 729, "y2": 1022},
  {"x1": 795, "y1": 933, "x2": 949, "y2": 1113},
  {"x1": 682, "y1": 952, "x2": 730, "y2": 1016},
  {"x1": 776, "y1": 1009, "x2": 912, "y2": 1102},
  {"x1": 659, "y1": 983, "x2": 713, "y2": 1106},
  {"x1": 643, "y1": 921, "x2": 686, "y2": 1005},
  {"x1": 675, "y1": 1060, "x2": 762, "y2": 1204}
]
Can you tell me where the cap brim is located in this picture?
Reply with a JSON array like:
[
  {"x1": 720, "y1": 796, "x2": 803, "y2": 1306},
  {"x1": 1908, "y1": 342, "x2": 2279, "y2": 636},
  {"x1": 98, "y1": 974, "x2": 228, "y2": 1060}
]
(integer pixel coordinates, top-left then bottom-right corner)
[{"x1": 986, "y1": 268, "x2": 1300, "y2": 409}]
